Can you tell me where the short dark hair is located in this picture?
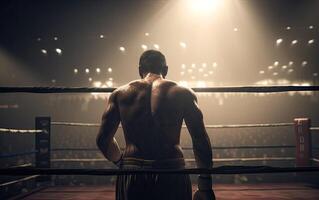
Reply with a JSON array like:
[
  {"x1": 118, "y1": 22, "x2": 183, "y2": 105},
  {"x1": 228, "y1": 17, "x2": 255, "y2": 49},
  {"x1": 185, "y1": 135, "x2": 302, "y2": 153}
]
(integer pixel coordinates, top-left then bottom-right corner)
[{"x1": 139, "y1": 50, "x2": 167, "y2": 74}]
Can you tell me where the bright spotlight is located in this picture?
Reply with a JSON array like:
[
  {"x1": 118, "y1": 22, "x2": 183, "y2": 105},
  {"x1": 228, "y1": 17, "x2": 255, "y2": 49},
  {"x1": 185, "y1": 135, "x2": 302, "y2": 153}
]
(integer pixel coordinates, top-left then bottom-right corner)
[
  {"x1": 99, "y1": 34, "x2": 104, "y2": 39},
  {"x1": 96, "y1": 68, "x2": 101, "y2": 73},
  {"x1": 41, "y1": 49, "x2": 47, "y2": 55},
  {"x1": 153, "y1": 44, "x2": 160, "y2": 49},
  {"x1": 301, "y1": 61, "x2": 308, "y2": 67},
  {"x1": 179, "y1": 42, "x2": 187, "y2": 48},
  {"x1": 119, "y1": 46, "x2": 125, "y2": 52},
  {"x1": 309, "y1": 25, "x2": 314, "y2": 30},
  {"x1": 141, "y1": 44, "x2": 148, "y2": 50},
  {"x1": 93, "y1": 81, "x2": 102, "y2": 88},
  {"x1": 308, "y1": 39, "x2": 315, "y2": 44},
  {"x1": 145, "y1": 32, "x2": 150, "y2": 36},
  {"x1": 55, "y1": 48, "x2": 62, "y2": 55},
  {"x1": 288, "y1": 61, "x2": 294, "y2": 66},
  {"x1": 73, "y1": 68, "x2": 78, "y2": 74},
  {"x1": 274, "y1": 61, "x2": 279, "y2": 66},
  {"x1": 291, "y1": 40, "x2": 298, "y2": 45},
  {"x1": 286, "y1": 26, "x2": 291, "y2": 30},
  {"x1": 276, "y1": 38, "x2": 283, "y2": 46},
  {"x1": 108, "y1": 67, "x2": 112, "y2": 73},
  {"x1": 88, "y1": 77, "x2": 92, "y2": 82},
  {"x1": 281, "y1": 65, "x2": 287, "y2": 70},
  {"x1": 85, "y1": 68, "x2": 90, "y2": 74},
  {"x1": 187, "y1": 0, "x2": 221, "y2": 13}
]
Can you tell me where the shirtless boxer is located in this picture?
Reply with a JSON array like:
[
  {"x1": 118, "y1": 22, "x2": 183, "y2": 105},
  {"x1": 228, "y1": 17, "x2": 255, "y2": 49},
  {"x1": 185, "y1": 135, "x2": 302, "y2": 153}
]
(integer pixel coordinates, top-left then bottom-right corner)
[{"x1": 97, "y1": 50, "x2": 215, "y2": 200}]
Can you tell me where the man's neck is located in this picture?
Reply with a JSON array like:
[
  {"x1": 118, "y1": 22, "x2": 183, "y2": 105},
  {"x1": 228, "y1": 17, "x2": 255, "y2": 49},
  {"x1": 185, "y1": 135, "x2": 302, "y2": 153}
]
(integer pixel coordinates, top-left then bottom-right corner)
[{"x1": 143, "y1": 73, "x2": 163, "y2": 82}]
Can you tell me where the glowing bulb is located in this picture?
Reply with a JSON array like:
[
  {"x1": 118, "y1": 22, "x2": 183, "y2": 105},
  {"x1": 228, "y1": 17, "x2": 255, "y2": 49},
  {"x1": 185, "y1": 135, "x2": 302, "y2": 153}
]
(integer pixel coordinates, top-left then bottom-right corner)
[
  {"x1": 274, "y1": 61, "x2": 279, "y2": 66},
  {"x1": 288, "y1": 61, "x2": 294, "y2": 66},
  {"x1": 286, "y1": 26, "x2": 291, "y2": 30},
  {"x1": 119, "y1": 46, "x2": 125, "y2": 52},
  {"x1": 308, "y1": 39, "x2": 315, "y2": 44},
  {"x1": 281, "y1": 65, "x2": 287, "y2": 69},
  {"x1": 291, "y1": 40, "x2": 298, "y2": 45},
  {"x1": 145, "y1": 32, "x2": 150, "y2": 36},
  {"x1": 41, "y1": 49, "x2": 47, "y2": 54},
  {"x1": 85, "y1": 68, "x2": 90, "y2": 74},
  {"x1": 96, "y1": 68, "x2": 101, "y2": 73},
  {"x1": 88, "y1": 77, "x2": 92, "y2": 82},
  {"x1": 153, "y1": 44, "x2": 160, "y2": 49},
  {"x1": 73, "y1": 68, "x2": 78, "y2": 74},
  {"x1": 180, "y1": 42, "x2": 187, "y2": 48},
  {"x1": 99, "y1": 34, "x2": 104, "y2": 39},
  {"x1": 276, "y1": 38, "x2": 283, "y2": 45},
  {"x1": 301, "y1": 61, "x2": 308, "y2": 67},
  {"x1": 108, "y1": 67, "x2": 112, "y2": 73},
  {"x1": 309, "y1": 25, "x2": 314, "y2": 30},
  {"x1": 55, "y1": 48, "x2": 62, "y2": 55},
  {"x1": 141, "y1": 44, "x2": 147, "y2": 50},
  {"x1": 187, "y1": 0, "x2": 221, "y2": 13}
]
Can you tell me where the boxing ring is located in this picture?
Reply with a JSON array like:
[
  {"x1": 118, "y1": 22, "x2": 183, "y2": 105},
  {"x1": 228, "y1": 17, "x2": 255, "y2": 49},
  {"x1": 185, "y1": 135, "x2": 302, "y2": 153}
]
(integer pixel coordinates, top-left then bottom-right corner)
[{"x1": 1, "y1": 86, "x2": 319, "y2": 199}]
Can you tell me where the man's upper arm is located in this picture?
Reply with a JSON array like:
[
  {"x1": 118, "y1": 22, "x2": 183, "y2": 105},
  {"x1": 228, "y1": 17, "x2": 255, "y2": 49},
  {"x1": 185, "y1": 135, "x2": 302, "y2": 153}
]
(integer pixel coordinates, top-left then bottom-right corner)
[
  {"x1": 183, "y1": 88, "x2": 212, "y2": 168},
  {"x1": 96, "y1": 91, "x2": 121, "y2": 146}
]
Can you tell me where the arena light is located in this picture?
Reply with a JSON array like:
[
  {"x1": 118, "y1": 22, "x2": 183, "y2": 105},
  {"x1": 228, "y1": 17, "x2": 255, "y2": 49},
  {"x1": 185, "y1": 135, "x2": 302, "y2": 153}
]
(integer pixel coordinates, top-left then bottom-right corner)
[
  {"x1": 276, "y1": 38, "x2": 283, "y2": 46},
  {"x1": 281, "y1": 65, "x2": 287, "y2": 70},
  {"x1": 41, "y1": 49, "x2": 47, "y2": 55},
  {"x1": 153, "y1": 44, "x2": 160, "y2": 49},
  {"x1": 55, "y1": 48, "x2": 62, "y2": 55},
  {"x1": 88, "y1": 77, "x2": 92, "y2": 82},
  {"x1": 141, "y1": 44, "x2": 147, "y2": 50},
  {"x1": 308, "y1": 39, "x2": 315, "y2": 44},
  {"x1": 301, "y1": 61, "x2": 308, "y2": 67},
  {"x1": 93, "y1": 81, "x2": 102, "y2": 88},
  {"x1": 119, "y1": 46, "x2": 125, "y2": 52},
  {"x1": 145, "y1": 32, "x2": 150, "y2": 36},
  {"x1": 187, "y1": 0, "x2": 221, "y2": 13},
  {"x1": 73, "y1": 68, "x2": 78, "y2": 74},
  {"x1": 181, "y1": 64, "x2": 186, "y2": 69},
  {"x1": 96, "y1": 68, "x2": 101, "y2": 73},
  {"x1": 291, "y1": 40, "x2": 298, "y2": 45},
  {"x1": 313, "y1": 73, "x2": 318, "y2": 77},
  {"x1": 309, "y1": 25, "x2": 314, "y2": 30},
  {"x1": 99, "y1": 34, "x2": 104, "y2": 39},
  {"x1": 259, "y1": 70, "x2": 265, "y2": 74},
  {"x1": 288, "y1": 61, "x2": 294, "y2": 66},
  {"x1": 53, "y1": 37, "x2": 58, "y2": 41},
  {"x1": 85, "y1": 68, "x2": 90, "y2": 74},
  {"x1": 108, "y1": 67, "x2": 112, "y2": 73},
  {"x1": 233, "y1": 27, "x2": 238, "y2": 32},
  {"x1": 286, "y1": 26, "x2": 291, "y2": 30},
  {"x1": 212, "y1": 62, "x2": 217, "y2": 68},
  {"x1": 274, "y1": 61, "x2": 279, "y2": 66},
  {"x1": 179, "y1": 42, "x2": 187, "y2": 48}
]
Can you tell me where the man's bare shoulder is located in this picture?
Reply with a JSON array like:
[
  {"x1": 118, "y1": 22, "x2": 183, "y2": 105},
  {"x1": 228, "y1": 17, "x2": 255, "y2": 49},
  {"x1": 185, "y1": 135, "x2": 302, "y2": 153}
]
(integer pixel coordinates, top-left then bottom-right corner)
[{"x1": 161, "y1": 80, "x2": 196, "y2": 99}]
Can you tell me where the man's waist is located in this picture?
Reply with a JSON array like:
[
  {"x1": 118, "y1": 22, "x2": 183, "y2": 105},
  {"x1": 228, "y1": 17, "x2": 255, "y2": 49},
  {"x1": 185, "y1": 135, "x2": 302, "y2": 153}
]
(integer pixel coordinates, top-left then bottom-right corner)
[{"x1": 119, "y1": 157, "x2": 185, "y2": 169}]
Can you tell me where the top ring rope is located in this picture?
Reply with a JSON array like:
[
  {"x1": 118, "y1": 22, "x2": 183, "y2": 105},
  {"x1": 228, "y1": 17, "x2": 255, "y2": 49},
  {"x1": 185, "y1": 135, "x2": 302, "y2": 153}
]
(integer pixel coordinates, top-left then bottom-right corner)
[
  {"x1": 51, "y1": 121, "x2": 293, "y2": 129},
  {"x1": 0, "y1": 128, "x2": 45, "y2": 134},
  {"x1": 0, "y1": 85, "x2": 319, "y2": 93},
  {"x1": 1, "y1": 165, "x2": 319, "y2": 176}
]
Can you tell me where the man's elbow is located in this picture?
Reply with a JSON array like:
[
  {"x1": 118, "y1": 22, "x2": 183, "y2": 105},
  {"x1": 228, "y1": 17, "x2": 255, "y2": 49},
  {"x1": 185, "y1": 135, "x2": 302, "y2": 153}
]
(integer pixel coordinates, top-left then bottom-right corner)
[{"x1": 96, "y1": 135, "x2": 105, "y2": 150}]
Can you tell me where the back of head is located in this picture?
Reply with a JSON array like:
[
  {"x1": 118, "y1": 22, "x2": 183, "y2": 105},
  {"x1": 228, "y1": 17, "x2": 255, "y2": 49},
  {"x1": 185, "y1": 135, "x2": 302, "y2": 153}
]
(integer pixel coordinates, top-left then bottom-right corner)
[{"x1": 139, "y1": 50, "x2": 167, "y2": 76}]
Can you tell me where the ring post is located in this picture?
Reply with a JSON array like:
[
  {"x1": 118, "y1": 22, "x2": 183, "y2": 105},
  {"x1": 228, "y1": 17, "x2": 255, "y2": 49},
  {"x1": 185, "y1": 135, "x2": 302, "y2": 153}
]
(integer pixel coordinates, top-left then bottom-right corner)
[
  {"x1": 35, "y1": 117, "x2": 51, "y2": 182},
  {"x1": 294, "y1": 118, "x2": 312, "y2": 167}
]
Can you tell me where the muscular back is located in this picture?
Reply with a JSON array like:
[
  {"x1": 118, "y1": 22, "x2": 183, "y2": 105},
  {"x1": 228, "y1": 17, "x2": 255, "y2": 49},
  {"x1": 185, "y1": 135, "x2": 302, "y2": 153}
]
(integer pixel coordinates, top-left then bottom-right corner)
[{"x1": 116, "y1": 76, "x2": 186, "y2": 160}]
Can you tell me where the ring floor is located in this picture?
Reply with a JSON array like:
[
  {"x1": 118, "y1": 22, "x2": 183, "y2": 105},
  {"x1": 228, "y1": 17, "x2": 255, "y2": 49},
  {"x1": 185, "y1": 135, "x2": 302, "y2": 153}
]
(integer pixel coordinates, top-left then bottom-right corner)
[{"x1": 20, "y1": 183, "x2": 319, "y2": 200}]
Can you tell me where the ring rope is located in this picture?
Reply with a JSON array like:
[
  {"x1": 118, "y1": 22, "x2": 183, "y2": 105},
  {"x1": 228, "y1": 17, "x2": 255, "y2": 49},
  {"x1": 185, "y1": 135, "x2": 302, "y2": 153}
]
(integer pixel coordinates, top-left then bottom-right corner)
[
  {"x1": 0, "y1": 175, "x2": 40, "y2": 187},
  {"x1": 51, "y1": 145, "x2": 296, "y2": 152},
  {"x1": 1, "y1": 86, "x2": 319, "y2": 93},
  {"x1": 312, "y1": 158, "x2": 319, "y2": 163},
  {"x1": 8, "y1": 163, "x2": 33, "y2": 169},
  {"x1": 51, "y1": 157, "x2": 296, "y2": 163},
  {"x1": 0, "y1": 128, "x2": 45, "y2": 134},
  {"x1": 310, "y1": 127, "x2": 319, "y2": 131},
  {"x1": 1, "y1": 166, "x2": 318, "y2": 176},
  {"x1": 51, "y1": 121, "x2": 294, "y2": 129},
  {"x1": 0, "y1": 151, "x2": 37, "y2": 159}
]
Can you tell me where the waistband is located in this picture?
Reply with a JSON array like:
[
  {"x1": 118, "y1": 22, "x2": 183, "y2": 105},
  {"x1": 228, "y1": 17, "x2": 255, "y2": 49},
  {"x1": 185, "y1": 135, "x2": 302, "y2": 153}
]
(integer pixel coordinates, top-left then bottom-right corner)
[{"x1": 119, "y1": 157, "x2": 186, "y2": 169}]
